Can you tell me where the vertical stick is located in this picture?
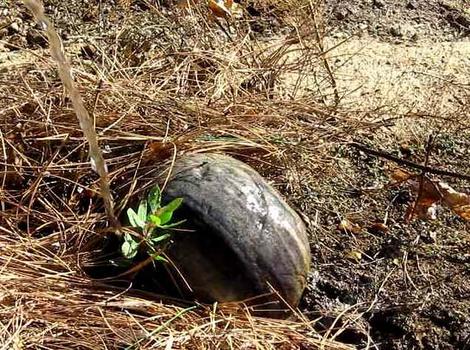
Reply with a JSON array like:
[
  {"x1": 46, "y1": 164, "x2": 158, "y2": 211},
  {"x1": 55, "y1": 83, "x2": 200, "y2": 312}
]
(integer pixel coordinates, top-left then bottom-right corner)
[{"x1": 23, "y1": 0, "x2": 121, "y2": 232}]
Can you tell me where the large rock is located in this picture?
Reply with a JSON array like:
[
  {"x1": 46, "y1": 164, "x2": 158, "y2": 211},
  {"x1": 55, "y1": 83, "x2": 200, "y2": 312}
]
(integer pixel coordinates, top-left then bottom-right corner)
[{"x1": 162, "y1": 153, "x2": 311, "y2": 311}]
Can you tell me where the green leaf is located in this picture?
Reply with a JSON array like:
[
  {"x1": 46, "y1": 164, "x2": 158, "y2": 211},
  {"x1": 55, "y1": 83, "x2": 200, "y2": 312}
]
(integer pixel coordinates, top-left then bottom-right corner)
[
  {"x1": 158, "y1": 198, "x2": 183, "y2": 225},
  {"x1": 159, "y1": 211, "x2": 173, "y2": 225},
  {"x1": 138, "y1": 199, "x2": 148, "y2": 224},
  {"x1": 150, "y1": 233, "x2": 171, "y2": 245},
  {"x1": 149, "y1": 215, "x2": 161, "y2": 226},
  {"x1": 159, "y1": 219, "x2": 186, "y2": 229},
  {"x1": 148, "y1": 186, "x2": 161, "y2": 213},
  {"x1": 127, "y1": 208, "x2": 145, "y2": 228},
  {"x1": 153, "y1": 255, "x2": 168, "y2": 263},
  {"x1": 121, "y1": 233, "x2": 139, "y2": 259},
  {"x1": 164, "y1": 197, "x2": 184, "y2": 213}
]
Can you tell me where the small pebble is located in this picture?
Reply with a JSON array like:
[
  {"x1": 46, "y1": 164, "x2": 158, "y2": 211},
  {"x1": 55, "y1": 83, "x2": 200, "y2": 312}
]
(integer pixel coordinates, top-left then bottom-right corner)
[
  {"x1": 334, "y1": 7, "x2": 349, "y2": 20},
  {"x1": 8, "y1": 22, "x2": 20, "y2": 34},
  {"x1": 406, "y1": 1, "x2": 418, "y2": 10},
  {"x1": 390, "y1": 25, "x2": 403, "y2": 37},
  {"x1": 26, "y1": 30, "x2": 48, "y2": 48},
  {"x1": 373, "y1": 0, "x2": 386, "y2": 9}
]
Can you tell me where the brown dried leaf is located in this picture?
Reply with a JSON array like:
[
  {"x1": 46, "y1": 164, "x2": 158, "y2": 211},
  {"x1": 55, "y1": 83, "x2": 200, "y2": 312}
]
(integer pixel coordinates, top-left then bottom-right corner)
[
  {"x1": 208, "y1": 0, "x2": 233, "y2": 18},
  {"x1": 404, "y1": 175, "x2": 441, "y2": 221},
  {"x1": 437, "y1": 181, "x2": 470, "y2": 221},
  {"x1": 147, "y1": 141, "x2": 175, "y2": 161},
  {"x1": 338, "y1": 219, "x2": 362, "y2": 234},
  {"x1": 413, "y1": 178, "x2": 441, "y2": 202},
  {"x1": 390, "y1": 168, "x2": 470, "y2": 222},
  {"x1": 367, "y1": 222, "x2": 389, "y2": 235},
  {"x1": 176, "y1": 0, "x2": 193, "y2": 9},
  {"x1": 406, "y1": 201, "x2": 438, "y2": 221},
  {"x1": 390, "y1": 168, "x2": 414, "y2": 182},
  {"x1": 345, "y1": 250, "x2": 362, "y2": 262}
]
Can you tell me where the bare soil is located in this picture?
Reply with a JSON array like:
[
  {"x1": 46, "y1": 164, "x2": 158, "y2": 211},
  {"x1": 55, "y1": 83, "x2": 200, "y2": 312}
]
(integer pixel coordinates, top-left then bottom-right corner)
[
  {"x1": 325, "y1": 0, "x2": 470, "y2": 42},
  {"x1": 1, "y1": 1, "x2": 469, "y2": 349},
  {"x1": 306, "y1": 1, "x2": 470, "y2": 349}
]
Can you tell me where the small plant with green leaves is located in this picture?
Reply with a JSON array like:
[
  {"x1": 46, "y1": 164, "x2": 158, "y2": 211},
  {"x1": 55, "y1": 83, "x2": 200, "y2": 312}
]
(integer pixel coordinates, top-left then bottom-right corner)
[{"x1": 122, "y1": 185, "x2": 184, "y2": 261}]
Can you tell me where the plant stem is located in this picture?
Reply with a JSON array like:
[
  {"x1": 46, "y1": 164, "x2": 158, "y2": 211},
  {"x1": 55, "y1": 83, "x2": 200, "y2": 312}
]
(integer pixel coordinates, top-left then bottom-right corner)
[{"x1": 23, "y1": 0, "x2": 121, "y2": 233}]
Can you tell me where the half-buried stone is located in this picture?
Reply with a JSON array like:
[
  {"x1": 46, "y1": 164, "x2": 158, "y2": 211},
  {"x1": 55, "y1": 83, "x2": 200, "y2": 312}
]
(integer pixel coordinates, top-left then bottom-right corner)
[{"x1": 162, "y1": 153, "x2": 311, "y2": 313}]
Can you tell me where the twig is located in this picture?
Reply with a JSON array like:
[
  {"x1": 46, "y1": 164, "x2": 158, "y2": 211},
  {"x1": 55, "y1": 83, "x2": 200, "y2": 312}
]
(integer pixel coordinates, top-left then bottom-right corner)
[
  {"x1": 125, "y1": 305, "x2": 198, "y2": 350},
  {"x1": 309, "y1": 1, "x2": 340, "y2": 106},
  {"x1": 0, "y1": 21, "x2": 13, "y2": 31},
  {"x1": 407, "y1": 133, "x2": 435, "y2": 222},
  {"x1": 214, "y1": 18, "x2": 233, "y2": 42},
  {"x1": 349, "y1": 142, "x2": 470, "y2": 181},
  {"x1": 23, "y1": 0, "x2": 121, "y2": 233},
  {"x1": 97, "y1": 254, "x2": 154, "y2": 281}
]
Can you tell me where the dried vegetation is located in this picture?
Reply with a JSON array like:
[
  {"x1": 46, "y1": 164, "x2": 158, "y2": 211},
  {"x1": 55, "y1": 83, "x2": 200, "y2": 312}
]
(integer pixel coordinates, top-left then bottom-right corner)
[{"x1": 0, "y1": 0, "x2": 469, "y2": 349}]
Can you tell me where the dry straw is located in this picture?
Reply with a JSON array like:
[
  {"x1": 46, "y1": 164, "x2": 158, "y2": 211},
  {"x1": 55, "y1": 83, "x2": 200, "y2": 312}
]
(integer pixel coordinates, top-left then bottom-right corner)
[
  {"x1": 0, "y1": 0, "x2": 385, "y2": 348},
  {"x1": 22, "y1": 0, "x2": 119, "y2": 230}
]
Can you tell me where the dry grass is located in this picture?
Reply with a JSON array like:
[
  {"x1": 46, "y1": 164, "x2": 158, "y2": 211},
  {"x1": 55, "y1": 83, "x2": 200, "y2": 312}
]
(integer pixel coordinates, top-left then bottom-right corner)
[
  {"x1": 1, "y1": 0, "x2": 469, "y2": 348},
  {"x1": 0, "y1": 1, "x2": 366, "y2": 348},
  {"x1": 0, "y1": 229, "x2": 357, "y2": 349}
]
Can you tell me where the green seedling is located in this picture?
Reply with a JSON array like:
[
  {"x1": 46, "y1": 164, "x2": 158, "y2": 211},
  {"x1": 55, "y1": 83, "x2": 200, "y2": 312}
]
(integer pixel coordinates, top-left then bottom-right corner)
[{"x1": 122, "y1": 185, "x2": 184, "y2": 261}]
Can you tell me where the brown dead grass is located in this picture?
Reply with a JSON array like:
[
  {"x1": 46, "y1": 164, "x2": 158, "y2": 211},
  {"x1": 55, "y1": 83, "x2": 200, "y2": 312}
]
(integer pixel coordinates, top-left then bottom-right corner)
[
  {"x1": 0, "y1": 229, "x2": 356, "y2": 349},
  {"x1": 0, "y1": 0, "x2": 469, "y2": 348},
  {"x1": 0, "y1": 1, "x2": 364, "y2": 349}
]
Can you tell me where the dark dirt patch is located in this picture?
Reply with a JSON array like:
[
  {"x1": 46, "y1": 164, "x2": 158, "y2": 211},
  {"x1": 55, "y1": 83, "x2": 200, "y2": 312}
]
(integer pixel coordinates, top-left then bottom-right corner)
[
  {"x1": 296, "y1": 135, "x2": 470, "y2": 349},
  {"x1": 325, "y1": 0, "x2": 470, "y2": 41}
]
